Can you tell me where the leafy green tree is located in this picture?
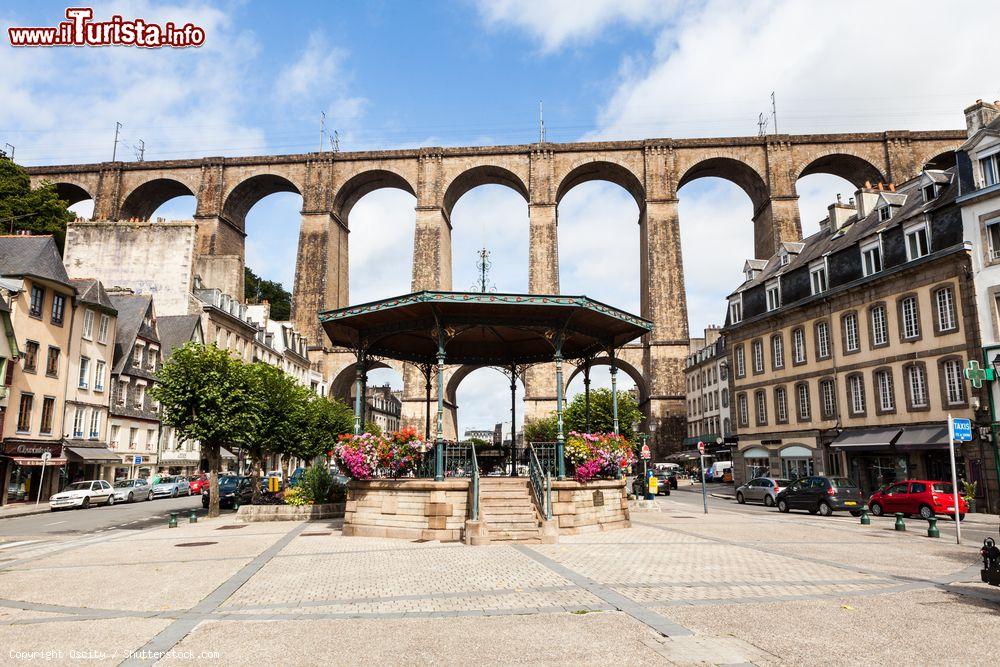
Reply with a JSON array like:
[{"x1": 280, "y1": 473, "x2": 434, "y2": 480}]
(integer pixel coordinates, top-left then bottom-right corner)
[
  {"x1": 523, "y1": 415, "x2": 559, "y2": 443},
  {"x1": 0, "y1": 159, "x2": 75, "y2": 251},
  {"x1": 296, "y1": 394, "x2": 354, "y2": 462},
  {"x1": 564, "y1": 388, "x2": 642, "y2": 439},
  {"x1": 244, "y1": 266, "x2": 291, "y2": 320},
  {"x1": 151, "y1": 343, "x2": 257, "y2": 517},
  {"x1": 243, "y1": 363, "x2": 307, "y2": 499}
]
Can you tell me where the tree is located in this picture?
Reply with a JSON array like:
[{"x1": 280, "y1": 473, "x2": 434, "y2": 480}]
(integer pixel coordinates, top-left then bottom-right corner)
[
  {"x1": 244, "y1": 266, "x2": 291, "y2": 320},
  {"x1": 523, "y1": 415, "x2": 559, "y2": 443},
  {"x1": 0, "y1": 159, "x2": 75, "y2": 251},
  {"x1": 296, "y1": 394, "x2": 354, "y2": 461},
  {"x1": 243, "y1": 363, "x2": 307, "y2": 498},
  {"x1": 151, "y1": 343, "x2": 257, "y2": 517},
  {"x1": 563, "y1": 388, "x2": 643, "y2": 440}
]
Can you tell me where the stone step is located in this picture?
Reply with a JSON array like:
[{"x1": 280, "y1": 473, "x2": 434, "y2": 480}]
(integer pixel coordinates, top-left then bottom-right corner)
[
  {"x1": 488, "y1": 529, "x2": 541, "y2": 542},
  {"x1": 479, "y1": 481, "x2": 530, "y2": 489},
  {"x1": 479, "y1": 490, "x2": 532, "y2": 499},
  {"x1": 482, "y1": 513, "x2": 537, "y2": 524}
]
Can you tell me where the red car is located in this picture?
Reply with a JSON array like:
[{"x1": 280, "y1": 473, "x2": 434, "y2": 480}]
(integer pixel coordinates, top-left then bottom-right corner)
[
  {"x1": 188, "y1": 474, "x2": 210, "y2": 494},
  {"x1": 868, "y1": 480, "x2": 967, "y2": 521}
]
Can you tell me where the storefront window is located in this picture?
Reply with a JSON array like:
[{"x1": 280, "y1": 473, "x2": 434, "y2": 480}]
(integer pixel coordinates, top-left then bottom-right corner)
[
  {"x1": 781, "y1": 457, "x2": 813, "y2": 481},
  {"x1": 745, "y1": 457, "x2": 769, "y2": 481}
]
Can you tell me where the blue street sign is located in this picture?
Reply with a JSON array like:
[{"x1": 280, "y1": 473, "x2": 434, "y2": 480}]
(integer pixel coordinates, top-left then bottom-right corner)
[
  {"x1": 951, "y1": 418, "x2": 973, "y2": 442},
  {"x1": 133, "y1": 455, "x2": 143, "y2": 465}
]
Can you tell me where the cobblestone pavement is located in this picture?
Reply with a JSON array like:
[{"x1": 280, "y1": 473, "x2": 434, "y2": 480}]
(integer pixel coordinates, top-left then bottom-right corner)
[{"x1": 0, "y1": 498, "x2": 998, "y2": 666}]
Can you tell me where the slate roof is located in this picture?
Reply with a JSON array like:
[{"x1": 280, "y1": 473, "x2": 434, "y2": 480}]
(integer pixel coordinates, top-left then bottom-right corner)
[
  {"x1": 69, "y1": 278, "x2": 117, "y2": 314},
  {"x1": 108, "y1": 292, "x2": 157, "y2": 375},
  {"x1": 0, "y1": 235, "x2": 71, "y2": 287},
  {"x1": 157, "y1": 314, "x2": 201, "y2": 357}
]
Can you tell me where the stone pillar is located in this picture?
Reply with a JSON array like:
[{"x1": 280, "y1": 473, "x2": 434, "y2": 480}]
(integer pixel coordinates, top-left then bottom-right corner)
[
  {"x1": 751, "y1": 196, "x2": 801, "y2": 260},
  {"x1": 884, "y1": 132, "x2": 916, "y2": 184},
  {"x1": 92, "y1": 165, "x2": 123, "y2": 220},
  {"x1": 528, "y1": 203, "x2": 559, "y2": 294},
  {"x1": 292, "y1": 212, "x2": 347, "y2": 345},
  {"x1": 411, "y1": 206, "x2": 452, "y2": 291}
]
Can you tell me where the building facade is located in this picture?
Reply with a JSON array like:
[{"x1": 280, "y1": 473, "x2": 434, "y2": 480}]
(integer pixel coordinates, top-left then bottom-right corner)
[
  {"x1": 683, "y1": 326, "x2": 732, "y2": 456},
  {"x1": 365, "y1": 383, "x2": 402, "y2": 433},
  {"x1": 155, "y1": 314, "x2": 204, "y2": 476}
]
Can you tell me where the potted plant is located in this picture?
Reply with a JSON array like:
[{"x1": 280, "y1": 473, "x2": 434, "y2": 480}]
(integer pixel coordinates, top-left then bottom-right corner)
[{"x1": 961, "y1": 480, "x2": 977, "y2": 513}]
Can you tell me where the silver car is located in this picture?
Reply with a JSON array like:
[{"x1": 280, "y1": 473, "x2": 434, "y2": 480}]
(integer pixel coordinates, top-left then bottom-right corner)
[
  {"x1": 736, "y1": 477, "x2": 792, "y2": 507},
  {"x1": 112, "y1": 478, "x2": 153, "y2": 503},
  {"x1": 49, "y1": 480, "x2": 115, "y2": 510},
  {"x1": 151, "y1": 475, "x2": 191, "y2": 498}
]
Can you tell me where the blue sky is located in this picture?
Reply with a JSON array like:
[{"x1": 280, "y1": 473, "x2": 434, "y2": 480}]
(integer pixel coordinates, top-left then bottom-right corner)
[{"x1": 3, "y1": 0, "x2": 995, "y2": 431}]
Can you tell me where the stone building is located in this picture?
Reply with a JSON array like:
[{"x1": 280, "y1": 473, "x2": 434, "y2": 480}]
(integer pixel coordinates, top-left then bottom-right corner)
[
  {"x1": 683, "y1": 326, "x2": 732, "y2": 456},
  {"x1": 0, "y1": 293, "x2": 16, "y2": 440},
  {"x1": 0, "y1": 236, "x2": 75, "y2": 504},
  {"x1": 723, "y1": 164, "x2": 994, "y2": 507},
  {"x1": 364, "y1": 383, "x2": 401, "y2": 434},
  {"x1": 246, "y1": 303, "x2": 324, "y2": 394},
  {"x1": 155, "y1": 314, "x2": 204, "y2": 476}
]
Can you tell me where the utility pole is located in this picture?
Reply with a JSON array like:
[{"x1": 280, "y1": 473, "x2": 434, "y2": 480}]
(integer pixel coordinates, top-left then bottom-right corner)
[
  {"x1": 332, "y1": 130, "x2": 340, "y2": 153},
  {"x1": 111, "y1": 121, "x2": 123, "y2": 161},
  {"x1": 133, "y1": 139, "x2": 145, "y2": 162},
  {"x1": 3, "y1": 143, "x2": 14, "y2": 161},
  {"x1": 538, "y1": 101, "x2": 545, "y2": 143},
  {"x1": 320, "y1": 111, "x2": 326, "y2": 152},
  {"x1": 757, "y1": 112, "x2": 767, "y2": 136},
  {"x1": 771, "y1": 92, "x2": 778, "y2": 135}
]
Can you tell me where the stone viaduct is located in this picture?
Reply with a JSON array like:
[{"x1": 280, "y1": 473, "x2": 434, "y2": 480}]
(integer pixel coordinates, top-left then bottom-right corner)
[{"x1": 27, "y1": 130, "x2": 964, "y2": 453}]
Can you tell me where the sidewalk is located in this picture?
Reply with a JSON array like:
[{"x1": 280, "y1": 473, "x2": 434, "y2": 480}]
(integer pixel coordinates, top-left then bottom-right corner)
[{"x1": 0, "y1": 502, "x2": 50, "y2": 521}]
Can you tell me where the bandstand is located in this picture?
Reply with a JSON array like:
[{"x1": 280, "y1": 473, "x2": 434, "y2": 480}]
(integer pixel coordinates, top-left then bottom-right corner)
[{"x1": 319, "y1": 291, "x2": 652, "y2": 544}]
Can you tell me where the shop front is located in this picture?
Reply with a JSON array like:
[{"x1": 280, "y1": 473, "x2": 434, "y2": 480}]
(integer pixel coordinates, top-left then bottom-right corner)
[
  {"x1": 64, "y1": 443, "x2": 127, "y2": 484},
  {"x1": 1, "y1": 440, "x2": 66, "y2": 505},
  {"x1": 112, "y1": 454, "x2": 155, "y2": 481},
  {"x1": 732, "y1": 437, "x2": 822, "y2": 486}
]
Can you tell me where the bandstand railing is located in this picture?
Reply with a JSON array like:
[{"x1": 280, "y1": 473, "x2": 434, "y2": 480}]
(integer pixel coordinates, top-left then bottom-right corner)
[
  {"x1": 526, "y1": 442, "x2": 559, "y2": 478},
  {"x1": 414, "y1": 442, "x2": 477, "y2": 479},
  {"x1": 527, "y1": 444, "x2": 553, "y2": 520}
]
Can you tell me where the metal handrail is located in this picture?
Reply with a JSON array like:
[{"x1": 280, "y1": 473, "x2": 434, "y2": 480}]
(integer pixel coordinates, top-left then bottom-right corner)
[
  {"x1": 470, "y1": 442, "x2": 480, "y2": 521},
  {"x1": 528, "y1": 444, "x2": 553, "y2": 520}
]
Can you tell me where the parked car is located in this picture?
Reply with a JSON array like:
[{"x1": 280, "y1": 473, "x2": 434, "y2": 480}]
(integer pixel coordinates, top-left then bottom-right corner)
[
  {"x1": 201, "y1": 475, "x2": 254, "y2": 509},
  {"x1": 775, "y1": 476, "x2": 864, "y2": 517},
  {"x1": 152, "y1": 475, "x2": 192, "y2": 498},
  {"x1": 665, "y1": 470, "x2": 679, "y2": 489},
  {"x1": 188, "y1": 474, "x2": 210, "y2": 494},
  {"x1": 112, "y1": 478, "x2": 153, "y2": 503},
  {"x1": 49, "y1": 480, "x2": 115, "y2": 510},
  {"x1": 652, "y1": 471, "x2": 672, "y2": 496},
  {"x1": 868, "y1": 480, "x2": 968, "y2": 521},
  {"x1": 736, "y1": 477, "x2": 791, "y2": 507}
]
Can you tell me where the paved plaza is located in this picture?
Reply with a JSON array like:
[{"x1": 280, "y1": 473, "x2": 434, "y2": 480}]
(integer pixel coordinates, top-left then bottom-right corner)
[{"x1": 0, "y1": 495, "x2": 998, "y2": 666}]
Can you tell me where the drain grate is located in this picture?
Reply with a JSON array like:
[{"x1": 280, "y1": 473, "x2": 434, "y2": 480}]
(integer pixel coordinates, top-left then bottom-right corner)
[
  {"x1": 216, "y1": 524, "x2": 247, "y2": 530},
  {"x1": 175, "y1": 541, "x2": 218, "y2": 547},
  {"x1": 301, "y1": 531, "x2": 331, "y2": 537}
]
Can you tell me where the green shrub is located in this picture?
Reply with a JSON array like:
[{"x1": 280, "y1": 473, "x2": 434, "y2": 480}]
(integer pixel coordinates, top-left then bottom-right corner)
[
  {"x1": 301, "y1": 465, "x2": 333, "y2": 504},
  {"x1": 283, "y1": 486, "x2": 308, "y2": 506}
]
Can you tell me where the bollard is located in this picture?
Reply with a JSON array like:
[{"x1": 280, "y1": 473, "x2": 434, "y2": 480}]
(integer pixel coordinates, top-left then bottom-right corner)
[
  {"x1": 189, "y1": 510, "x2": 198, "y2": 524},
  {"x1": 894, "y1": 513, "x2": 906, "y2": 531},
  {"x1": 859, "y1": 508, "x2": 870, "y2": 525},
  {"x1": 926, "y1": 517, "x2": 940, "y2": 538},
  {"x1": 168, "y1": 512, "x2": 178, "y2": 528}
]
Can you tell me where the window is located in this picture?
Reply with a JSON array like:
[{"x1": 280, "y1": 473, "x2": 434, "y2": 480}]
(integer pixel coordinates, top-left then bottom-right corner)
[
  {"x1": 792, "y1": 328, "x2": 806, "y2": 364},
  {"x1": 16, "y1": 393, "x2": 33, "y2": 432},
  {"x1": 40, "y1": 397, "x2": 55, "y2": 434},
  {"x1": 775, "y1": 386, "x2": 788, "y2": 423},
  {"x1": 848, "y1": 374, "x2": 866, "y2": 415},
  {"x1": 905, "y1": 223, "x2": 930, "y2": 260},
  {"x1": 923, "y1": 184, "x2": 936, "y2": 202},
  {"x1": 23, "y1": 340, "x2": 38, "y2": 372},
  {"x1": 796, "y1": 383, "x2": 811, "y2": 421},
  {"x1": 982, "y1": 153, "x2": 999, "y2": 187},
  {"x1": 900, "y1": 295, "x2": 920, "y2": 340},
  {"x1": 117, "y1": 379, "x2": 128, "y2": 405},
  {"x1": 73, "y1": 407, "x2": 85, "y2": 438},
  {"x1": 861, "y1": 240, "x2": 882, "y2": 276},
  {"x1": 734, "y1": 346, "x2": 745, "y2": 378},
  {"x1": 110, "y1": 424, "x2": 120, "y2": 447},
  {"x1": 934, "y1": 286, "x2": 957, "y2": 333},
  {"x1": 29, "y1": 285, "x2": 44, "y2": 317},
  {"x1": 745, "y1": 457, "x2": 770, "y2": 481},
  {"x1": 89, "y1": 410, "x2": 101, "y2": 439},
  {"x1": 737, "y1": 393, "x2": 749, "y2": 427},
  {"x1": 94, "y1": 360, "x2": 105, "y2": 391},
  {"x1": 721, "y1": 388, "x2": 729, "y2": 408},
  {"x1": 78, "y1": 356, "x2": 90, "y2": 389},
  {"x1": 771, "y1": 334, "x2": 784, "y2": 370},
  {"x1": 843, "y1": 312, "x2": 859, "y2": 353},
  {"x1": 135, "y1": 383, "x2": 146, "y2": 409},
  {"x1": 821, "y1": 379, "x2": 837, "y2": 419},
  {"x1": 98, "y1": 314, "x2": 110, "y2": 343},
  {"x1": 875, "y1": 369, "x2": 895, "y2": 413},
  {"x1": 129, "y1": 427, "x2": 139, "y2": 450},
  {"x1": 906, "y1": 363, "x2": 929, "y2": 409},
  {"x1": 943, "y1": 359, "x2": 965, "y2": 405},
  {"x1": 83, "y1": 309, "x2": 95, "y2": 339},
  {"x1": 45, "y1": 347, "x2": 60, "y2": 377},
  {"x1": 755, "y1": 390, "x2": 767, "y2": 425},
  {"x1": 51, "y1": 293, "x2": 66, "y2": 325},
  {"x1": 766, "y1": 280, "x2": 781, "y2": 311},
  {"x1": 779, "y1": 252, "x2": 789, "y2": 266},
  {"x1": 870, "y1": 304, "x2": 888, "y2": 347},
  {"x1": 988, "y1": 221, "x2": 1000, "y2": 260},
  {"x1": 132, "y1": 346, "x2": 142, "y2": 367},
  {"x1": 878, "y1": 204, "x2": 892, "y2": 222},
  {"x1": 815, "y1": 321, "x2": 831, "y2": 359},
  {"x1": 752, "y1": 339, "x2": 764, "y2": 374},
  {"x1": 810, "y1": 262, "x2": 828, "y2": 295}
]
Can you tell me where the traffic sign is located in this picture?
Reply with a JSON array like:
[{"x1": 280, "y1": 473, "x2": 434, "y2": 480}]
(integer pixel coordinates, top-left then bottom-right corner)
[
  {"x1": 697, "y1": 440, "x2": 705, "y2": 454},
  {"x1": 640, "y1": 444, "x2": 651, "y2": 460},
  {"x1": 133, "y1": 455, "x2": 143, "y2": 465},
  {"x1": 951, "y1": 418, "x2": 973, "y2": 442}
]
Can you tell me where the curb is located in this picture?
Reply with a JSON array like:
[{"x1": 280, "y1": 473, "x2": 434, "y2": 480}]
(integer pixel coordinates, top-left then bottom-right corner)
[
  {"x1": 0, "y1": 507, "x2": 51, "y2": 521},
  {"x1": 710, "y1": 494, "x2": 735, "y2": 501}
]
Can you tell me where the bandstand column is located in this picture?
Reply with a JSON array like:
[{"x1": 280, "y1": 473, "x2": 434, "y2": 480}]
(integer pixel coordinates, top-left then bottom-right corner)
[
  {"x1": 610, "y1": 351, "x2": 620, "y2": 436},
  {"x1": 555, "y1": 348, "x2": 566, "y2": 480},
  {"x1": 423, "y1": 364, "x2": 432, "y2": 440},
  {"x1": 583, "y1": 362, "x2": 592, "y2": 433},
  {"x1": 435, "y1": 344, "x2": 446, "y2": 482},
  {"x1": 353, "y1": 358, "x2": 367, "y2": 435},
  {"x1": 509, "y1": 365, "x2": 517, "y2": 477}
]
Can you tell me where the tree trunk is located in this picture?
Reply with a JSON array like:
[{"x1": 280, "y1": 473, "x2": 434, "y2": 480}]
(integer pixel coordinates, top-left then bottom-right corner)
[{"x1": 206, "y1": 443, "x2": 222, "y2": 518}]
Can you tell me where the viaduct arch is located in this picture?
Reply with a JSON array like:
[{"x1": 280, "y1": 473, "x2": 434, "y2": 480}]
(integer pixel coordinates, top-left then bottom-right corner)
[{"x1": 29, "y1": 129, "x2": 965, "y2": 455}]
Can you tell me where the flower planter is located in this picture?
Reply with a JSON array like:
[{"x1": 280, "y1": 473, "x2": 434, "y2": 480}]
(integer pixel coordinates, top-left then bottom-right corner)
[{"x1": 235, "y1": 502, "x2": 345, "y2": 522}]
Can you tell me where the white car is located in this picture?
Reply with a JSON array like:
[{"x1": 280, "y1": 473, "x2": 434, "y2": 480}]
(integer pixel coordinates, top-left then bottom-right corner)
[
  {"x1": 49, "y1": 480, "x2": 115, "y2": 510},
  {"x1": 112, "y1": 478, "x2": 153, "y2": 503},
  {"x1": 152, "y1": 476, "x2": 191, "y2": 498}
]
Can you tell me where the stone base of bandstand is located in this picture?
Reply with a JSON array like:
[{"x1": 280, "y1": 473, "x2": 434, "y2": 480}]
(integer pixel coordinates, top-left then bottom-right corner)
[
  {"x1": 550, "y1": 479, "x2": 630, "y2": 535},
  {"x1": 343, "y1": 479, "x2": 470, "y2": 542}
]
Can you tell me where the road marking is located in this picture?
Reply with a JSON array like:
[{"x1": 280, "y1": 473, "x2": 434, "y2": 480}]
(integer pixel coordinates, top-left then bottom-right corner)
[
  {"x1": 0, "y1": 540, "x2": 38, "y2": 551},
  {"x1": 44, "y1": 521, "x2": 66, "y2": 526}
]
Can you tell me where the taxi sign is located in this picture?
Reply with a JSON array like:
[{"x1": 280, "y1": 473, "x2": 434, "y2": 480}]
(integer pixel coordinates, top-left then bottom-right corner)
[{"x1": 951, "y1": 418, "x2": 972, "y2": 442}]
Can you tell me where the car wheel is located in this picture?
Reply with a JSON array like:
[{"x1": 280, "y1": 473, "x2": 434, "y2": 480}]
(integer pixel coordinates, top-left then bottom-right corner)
[
  {"x1": 818, "y1": 502, "x2": 832, "y2": 517},
  {"x1": 127, "y1": 492, "x2": 134, "y2": 503},
  {"x1": 172, "y1": 488, "x2": 178, "y2": 498},
  {"x1": 777, "y1": 498, "x2": 789, "y2": 513},
  {"x1": 870, "y1": 502, "x2": 884, "y2": 517},
  {"x1": 81, "y1": 497, "x2": 90, "y2": 509},
  {"x1": 201, "y1": 497, "x2": 209, "y2": 509},
  {"x1": 106, "y1": 494, "x2": 115, "y2": 506},
  {"x1": 736, "y1": 492, "x2": 745, "y2": 504},
  {"x1": 763, "y1": 495, "x2": 775, "y2": 508},
  {"x1": 958, "y1": 513, "x2": 966, "y2": 522},
  {"x1": 147, "y1": 491, "x2": 153, "y2": 501},
  {"x1": 919, "y1": 505, "x2": 934, "y2": 520}
]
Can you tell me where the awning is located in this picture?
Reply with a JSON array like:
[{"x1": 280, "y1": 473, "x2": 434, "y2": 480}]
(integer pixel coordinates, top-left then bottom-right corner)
[
  {"x1": 8, "y1": 456, "x2": 67, "y2": 467},
  {"x1": 221, "y1": 448, "x2": 236, "y2": 460},
  {"x1": 65, "y1": 446, "x2": 122, "y2": 463},
  {"x1": 829, "y1": 427, "x2": 902, "y2": 452},
  {"x1": 896, "y1": 425, "x2": 951, "y2": 451}
]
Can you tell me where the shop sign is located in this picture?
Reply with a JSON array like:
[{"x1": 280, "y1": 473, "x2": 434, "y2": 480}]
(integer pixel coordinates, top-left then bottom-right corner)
[{"x1": 2, "y1": 441, "x2": 62, "y2": 457}]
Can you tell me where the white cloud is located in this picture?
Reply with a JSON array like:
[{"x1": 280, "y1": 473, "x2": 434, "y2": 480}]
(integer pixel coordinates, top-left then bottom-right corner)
[{"x1": 348, "y1": 189, "x2": 417, "y2": 304}]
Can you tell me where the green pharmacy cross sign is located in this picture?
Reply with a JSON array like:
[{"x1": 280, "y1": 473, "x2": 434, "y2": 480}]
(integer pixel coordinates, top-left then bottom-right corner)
[{"x1": 964, "y1": 360, "x2": 994, "y2": 389}]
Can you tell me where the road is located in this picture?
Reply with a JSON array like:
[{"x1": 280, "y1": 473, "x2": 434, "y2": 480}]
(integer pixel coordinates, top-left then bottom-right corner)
[
  {"x1": 665, "y1": 481, "x2": 1000, "y2": 545},
  {"x1": 0, "y1": 493, "x2": 205, "y2": 540}
]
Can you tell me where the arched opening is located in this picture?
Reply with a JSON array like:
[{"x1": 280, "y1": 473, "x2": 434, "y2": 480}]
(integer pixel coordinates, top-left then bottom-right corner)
[
  {"x1": 119, "y1": 178, "x2": 195, "y2": 221},
  {"x1": 330, "y1": 362, "x2": 405, "y2": 434},
  {"x1": 337, "y1": 171, "x2": 417, "y2": 304},
  {"x1": 557, "y1": 162, "x2": 644, "y2": 313},
  {"x1": 53, "y1": 182, "x2": 94, "y2": 220},
  {"x1": 922, "y1": 150, "x2": 957, "y2": 172},
  {"x1": 447, "y1": 365, "x2": 525, "y2": 445},
  {"x1": 223, "y1": 174, "x2": 301, "y2": 231},
  {"x1": 444, "y1": 166, "x2": 529, "y2": 293},
  {"x1": 676, "y1": 158, "x2": 765, "y2": 335},
  {"x1": 795, "y1": 154, "x2": 885, "y2": 238},
  {"x1": 243, "y1": 190, "x2": 304, "y2": 319},
  {"x1": 564, "y1": 359, "x2": 644, "y2": 432}
]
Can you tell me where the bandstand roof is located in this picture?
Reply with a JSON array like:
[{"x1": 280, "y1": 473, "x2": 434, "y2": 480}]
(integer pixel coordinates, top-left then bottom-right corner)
[{"x1": 318, "y1": 291, "x2": 652, "y2": 366}]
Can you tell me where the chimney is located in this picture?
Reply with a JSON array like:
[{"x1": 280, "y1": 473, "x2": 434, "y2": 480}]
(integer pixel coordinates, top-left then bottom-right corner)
[
  {"x1": 827, "y1": 193, "x2": 855, "y2": 232},
  {"x1": 965, "y1": 99, "x2": 1000, "y2": 137},
  {"x1": 854, "y1": 183, "x2": 880, "y2": 218}
]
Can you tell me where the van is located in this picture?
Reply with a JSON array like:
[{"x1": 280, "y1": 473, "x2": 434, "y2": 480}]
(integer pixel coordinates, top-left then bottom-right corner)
[{"x1": 707, "y1": 461, "x2": 732, "y2": 482}]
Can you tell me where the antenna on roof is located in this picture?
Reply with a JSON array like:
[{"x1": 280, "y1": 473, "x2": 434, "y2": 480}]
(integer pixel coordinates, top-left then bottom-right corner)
[
  {"x1": 757, "y1": 112, "x2": 768, "y2": 136},
  {"x1": 133, "y1": 139, "x2": 145, "y2": 162},
  {"x1": 111, "y1": 121, "x2": 123, "y2": 161},
  {"x1": 332, "y1": 130, "x2": 340, "y2": 153},
  {"x1": 770, "y1": 92, "x2": 778, "y2": 135},
  {"x1": 320, "y1": 112, "x2": 326, "y2": 152},
  {"x1": 538, "y1": 101, "x2": 545, "y2": 144}
]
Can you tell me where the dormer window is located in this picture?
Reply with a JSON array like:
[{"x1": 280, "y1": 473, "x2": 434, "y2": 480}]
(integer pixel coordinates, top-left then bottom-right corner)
[
  {"x1": 729, "y1": 297, "x2": 743, "y2": 324},
  {"x1": 981, "y1": 153, "x2": 999, "y2": 187},
  {"x1": 779, "y1": 252, "x2": 789, "y2": 267},
  {"x1": 923, "y1": 184, "x2": 938, "y2": 202},
  {"x1": 765, "y1": 279, "x2": 781, "y2": 311},
  {"x1": 878, "y1": 205, "x2": 893, "y2": 222},
  {"x1": 905, "y1": 222, "x2": 930, "y2": 261},
  {"x1": 810, "y1": 260, "x2": 828, "y2": 295},
  {"x1": 745, "y1": 269, "x2": 754, "y2": 282}
]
